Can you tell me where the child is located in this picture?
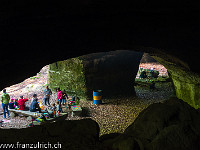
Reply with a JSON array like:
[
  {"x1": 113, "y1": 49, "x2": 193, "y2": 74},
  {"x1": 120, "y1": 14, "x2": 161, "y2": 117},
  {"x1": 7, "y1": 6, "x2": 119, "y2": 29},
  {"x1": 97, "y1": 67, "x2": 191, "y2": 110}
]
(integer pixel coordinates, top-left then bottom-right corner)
[
  {"x1": 61, "y1": 89, "x2": 68, "y2": 105},
  {"x1": 75, "y1": 96, "x2": 80, "y2": 105},
  {"x1": 8, "y1": 98, "x2": 15, "y2": 109},
  {"x1": 49, "y1": 103, "x2": 56, "y2": 117},
  {"x1": 50, "y1": 103, "x2": 56, "y2": 111},
  {"x1": 56, "y1": 101, "x2": 62, "y2": 113},
  {"x1": 69, "y1": 96, "x2": 75, "y2": 105},
  {"x1": 70, "y1": 96, "x2": 79, "y2": 105},
  {"x1": 14, "y1": 99, "x2": 19, "y2": 108}
]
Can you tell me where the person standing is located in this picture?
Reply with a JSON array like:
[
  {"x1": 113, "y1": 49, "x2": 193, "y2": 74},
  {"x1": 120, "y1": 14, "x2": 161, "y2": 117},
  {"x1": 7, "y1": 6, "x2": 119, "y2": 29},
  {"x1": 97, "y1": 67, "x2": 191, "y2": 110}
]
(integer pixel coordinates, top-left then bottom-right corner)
[
  {"x1": 43, "y1": 86, "x2": 52, "y2": 106},
  {"x1": 140, "y1": 70, "x2": 147, "y2": 79},
  {"x1": 57, "y1": 88, "x2": 63, "y2": 104},
  {"x1": 0, "y1": 89, "x2": 10, "y2": 118},
  {"x1": 61, "y1": 89, "x2": 68, "y2": 105}
]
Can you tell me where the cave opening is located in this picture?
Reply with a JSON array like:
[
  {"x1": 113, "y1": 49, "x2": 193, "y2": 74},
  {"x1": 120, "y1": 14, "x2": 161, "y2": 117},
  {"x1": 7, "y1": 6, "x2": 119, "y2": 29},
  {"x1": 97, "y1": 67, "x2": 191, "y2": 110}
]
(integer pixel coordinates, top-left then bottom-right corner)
[
  {"x1": 134, "y1": 52, "x2": 175, "y2": 104},
  {"x1": 0, "y1": 50, "x2": 176, "y2": 136},
  {"x1": 1, "y1": 1, "x2": 200, "y2": 148}
]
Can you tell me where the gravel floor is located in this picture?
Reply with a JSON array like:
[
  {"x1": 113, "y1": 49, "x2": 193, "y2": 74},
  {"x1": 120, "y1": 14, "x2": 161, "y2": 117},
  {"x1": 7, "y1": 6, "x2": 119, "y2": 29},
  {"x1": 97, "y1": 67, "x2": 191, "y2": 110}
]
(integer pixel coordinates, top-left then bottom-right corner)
[{"x1": 0, "y1": 64, "x2": 175, "y2": 136}]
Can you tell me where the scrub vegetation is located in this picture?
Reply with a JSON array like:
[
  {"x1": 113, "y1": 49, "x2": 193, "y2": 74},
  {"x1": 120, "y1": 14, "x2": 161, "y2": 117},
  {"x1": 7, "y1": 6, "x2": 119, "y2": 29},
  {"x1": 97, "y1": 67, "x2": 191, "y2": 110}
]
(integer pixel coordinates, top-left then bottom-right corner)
[{"x1": 48, "y1": 57, "x2": 87, "y2": 99}]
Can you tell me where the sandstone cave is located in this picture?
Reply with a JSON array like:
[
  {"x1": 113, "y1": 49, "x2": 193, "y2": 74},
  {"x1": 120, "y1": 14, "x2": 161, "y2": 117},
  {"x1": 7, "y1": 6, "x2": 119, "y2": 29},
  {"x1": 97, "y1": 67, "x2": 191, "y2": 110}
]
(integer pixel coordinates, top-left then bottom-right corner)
[
  {"x1": 0, "y1": 51, "x2": 174, "y2": 134},
  {"x1": 1, "y1": 1, "x2": 200, "y2": 150}
]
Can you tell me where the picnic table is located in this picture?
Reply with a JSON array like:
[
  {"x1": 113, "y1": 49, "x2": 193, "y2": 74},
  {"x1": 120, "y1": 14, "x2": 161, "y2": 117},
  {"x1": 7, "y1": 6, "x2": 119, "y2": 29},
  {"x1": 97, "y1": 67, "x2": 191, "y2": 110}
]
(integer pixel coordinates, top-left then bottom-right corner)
[
  {"x1": 8, "y1": 108, "x2": 43, "y2": 118},
  {"x1": 7, "y1": 103, "x2": 83, "y2": 123},
  {"x1": 70, "y1": 105, "x2": 82, "y2": 117},
  {"x1": 8, "y1": 108, "x2": 68, "y2": 126}
]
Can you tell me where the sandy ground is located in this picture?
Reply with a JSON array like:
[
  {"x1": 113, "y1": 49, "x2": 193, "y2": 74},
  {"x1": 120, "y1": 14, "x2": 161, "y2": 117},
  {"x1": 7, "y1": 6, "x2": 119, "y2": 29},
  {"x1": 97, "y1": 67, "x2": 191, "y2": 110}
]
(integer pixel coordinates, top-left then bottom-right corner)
[{"x1": 0, "y1": 63, "x2": 174, "y2": 136}]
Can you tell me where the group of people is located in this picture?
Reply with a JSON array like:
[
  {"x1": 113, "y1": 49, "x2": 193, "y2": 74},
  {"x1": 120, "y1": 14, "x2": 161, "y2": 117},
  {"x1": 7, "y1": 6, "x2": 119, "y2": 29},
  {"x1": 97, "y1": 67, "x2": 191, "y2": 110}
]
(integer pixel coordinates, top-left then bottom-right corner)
[
  {"x1": 45, "y1": 87, "x2": 70, "y2": 115},
  {"x1": 139, "y1": 68, "x2": 159, "y2": 79},
  {"x1": 0, "y1": 89, "x2": 42, "y2": 119},
  {"x1": 0, "y1": 86, "x2": 70, "y2": 119},
  {"x1": 44, "y1": 86, "x2": 68, "y2": 106}
]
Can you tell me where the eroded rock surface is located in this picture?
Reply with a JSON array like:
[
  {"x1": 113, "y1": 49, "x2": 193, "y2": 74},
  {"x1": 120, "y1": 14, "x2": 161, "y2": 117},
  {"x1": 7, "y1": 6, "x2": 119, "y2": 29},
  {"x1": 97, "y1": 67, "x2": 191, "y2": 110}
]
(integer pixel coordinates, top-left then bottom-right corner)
[
  {"x1": 152, "y1": 53, "x2": 200, "y2": 109},
  {"x1": 101, "y1": 97, "x2": 200, "y2": 150},
  {"x1": 49, "y1": 50, "x2": 143, "y2": 99}
]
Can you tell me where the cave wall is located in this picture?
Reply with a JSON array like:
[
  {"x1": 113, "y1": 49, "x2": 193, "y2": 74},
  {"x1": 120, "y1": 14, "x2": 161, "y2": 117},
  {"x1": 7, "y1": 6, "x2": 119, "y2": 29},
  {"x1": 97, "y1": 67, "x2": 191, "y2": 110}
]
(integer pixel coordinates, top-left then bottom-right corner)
[
  {"x1": 140, "y1": 53, "x2": 157, "y2": 63},
  {"x1": 48, "y1": 50, "x2": 143, "y2": 99},
  {"x1": 79, "y1": 50, "x2": 143, "y2": 99},
  {"x1": 151, "y1": 51, "x2": 200, "y2": 109}
]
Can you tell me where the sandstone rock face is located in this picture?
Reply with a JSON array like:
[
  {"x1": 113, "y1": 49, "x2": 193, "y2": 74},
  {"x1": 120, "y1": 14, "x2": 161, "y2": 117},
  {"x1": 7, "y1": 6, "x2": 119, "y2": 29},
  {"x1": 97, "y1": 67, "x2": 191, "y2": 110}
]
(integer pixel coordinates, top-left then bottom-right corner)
[
  {"x1": 49, "y1": 50, "x2": 143, "y2": 99},
  {"x1": 101, "y1": 97, "x2": 200, "y2": 150},
  {"x1": 152, "y1": 52, "x2": 200, "y2": 109},
  {"x1": 80, "y1": 50, "x2": 143, "y2": 98},
  {"x1": 140, "y1": 53, "x2": 157, "y2": 63},
  {"x1": 21, "y1": 84, "x2": 43, "y2": 93}
]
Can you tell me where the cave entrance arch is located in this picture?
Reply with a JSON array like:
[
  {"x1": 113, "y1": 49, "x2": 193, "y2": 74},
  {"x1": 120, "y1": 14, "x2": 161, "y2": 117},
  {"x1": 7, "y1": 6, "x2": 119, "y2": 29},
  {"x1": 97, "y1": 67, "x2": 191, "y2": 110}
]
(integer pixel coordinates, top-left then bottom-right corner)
[
  {"x1": 135, "y1": 53, "x2": 175, "y2": 103},
  {"x1": 48, "y1": 50, "x2": 144, "y2": 100},
  {"x1": 48, "y1": 50, "x2": 175, "y2": 103},
  {"x1": 1, "y1": 46, "x2": 198, "y2": 109},
  {"x1": 0, "y1": 47, "x2": 199, "y2": 136},
  {"x1": 47, "y1": 47, "x2": 200, "y2": 109}
]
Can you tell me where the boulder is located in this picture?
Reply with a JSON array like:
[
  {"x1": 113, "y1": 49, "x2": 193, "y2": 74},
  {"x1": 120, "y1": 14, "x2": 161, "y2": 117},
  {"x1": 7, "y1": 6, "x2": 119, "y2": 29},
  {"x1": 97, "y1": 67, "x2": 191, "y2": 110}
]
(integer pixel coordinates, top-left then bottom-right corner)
[{"x1": 102, "y1": 97, "x2": 200, "y2": 150}]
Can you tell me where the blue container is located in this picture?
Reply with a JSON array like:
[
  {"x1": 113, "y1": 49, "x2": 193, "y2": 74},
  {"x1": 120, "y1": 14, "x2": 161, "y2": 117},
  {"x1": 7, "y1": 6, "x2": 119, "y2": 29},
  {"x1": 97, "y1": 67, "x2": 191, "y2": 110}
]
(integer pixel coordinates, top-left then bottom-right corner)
[{"x1": 93, "y1": 90, "x2": 102, "y2": 104}]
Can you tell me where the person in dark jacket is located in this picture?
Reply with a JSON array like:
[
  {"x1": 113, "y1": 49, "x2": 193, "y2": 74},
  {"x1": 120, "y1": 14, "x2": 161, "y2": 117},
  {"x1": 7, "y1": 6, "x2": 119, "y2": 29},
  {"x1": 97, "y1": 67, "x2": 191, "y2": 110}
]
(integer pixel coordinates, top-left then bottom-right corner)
[
  {"x1": 61, "y1": 89, "x2": 68, "y2": 105},
  {"x1": 43, "y1": 86, "x2": 52, "y2": 106},
  {"x1": 140, "y1": 70, "x2": 147, "y2": 79},
  {"x1": 14, "y1": 99, "x2": 19, "y2": 108},
  {"x1": 29, "y1": 94, "x2": 41, "y2": 113},
  {"x1": 8, "y1": 98, "x2": 15, "y2": 109}
]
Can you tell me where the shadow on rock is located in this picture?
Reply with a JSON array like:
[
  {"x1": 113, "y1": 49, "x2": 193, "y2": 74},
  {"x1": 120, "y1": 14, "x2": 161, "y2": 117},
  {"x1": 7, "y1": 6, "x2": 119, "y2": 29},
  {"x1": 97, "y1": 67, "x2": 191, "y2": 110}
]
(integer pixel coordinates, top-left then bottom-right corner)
[{"x1": 101, "y1": 97, "x2": 200, "y2": 150}]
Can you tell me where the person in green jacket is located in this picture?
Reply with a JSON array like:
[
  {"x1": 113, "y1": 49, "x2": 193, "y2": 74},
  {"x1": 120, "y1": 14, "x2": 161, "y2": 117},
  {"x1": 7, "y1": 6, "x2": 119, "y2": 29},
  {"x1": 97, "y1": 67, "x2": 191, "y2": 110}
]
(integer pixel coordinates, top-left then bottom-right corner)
[{"x1": 0, "y1": 89, "x2": 10, "y2": 118}]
